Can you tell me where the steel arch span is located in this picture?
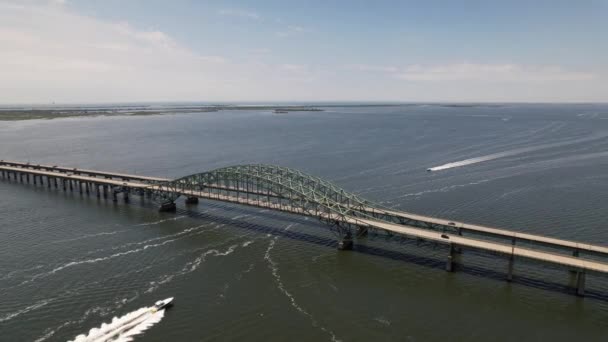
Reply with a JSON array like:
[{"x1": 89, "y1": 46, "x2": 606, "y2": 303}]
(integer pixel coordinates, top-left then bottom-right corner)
[{"x1": 149, "y1": 164, "x2": 387, "y2": 236}]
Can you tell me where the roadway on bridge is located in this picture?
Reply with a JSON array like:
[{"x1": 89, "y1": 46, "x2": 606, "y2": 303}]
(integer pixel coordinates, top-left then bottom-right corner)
[{"x1": 2, "y1": 163, "x2": 608, "y2": 276}]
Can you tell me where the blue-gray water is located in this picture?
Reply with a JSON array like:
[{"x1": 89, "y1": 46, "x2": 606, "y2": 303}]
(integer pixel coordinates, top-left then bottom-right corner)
[{"x1": 1, "y1": 104, "x2": 608, "y2": 341}]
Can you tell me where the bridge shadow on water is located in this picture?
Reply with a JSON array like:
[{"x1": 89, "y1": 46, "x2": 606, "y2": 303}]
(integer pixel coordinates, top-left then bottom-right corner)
[
  {"x1": 5, "y1": 178, "x2": 607, "y2": 301},
  {"x1": 101, "y1": 196, "x2": 608, "y2": 304},
  {"x1": 140, "y1": 200, "x2": 608, "y2": 303}
]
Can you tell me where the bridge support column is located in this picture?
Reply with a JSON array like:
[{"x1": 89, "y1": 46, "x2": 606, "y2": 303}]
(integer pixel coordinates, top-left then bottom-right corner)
[
  {"x1": 446, "y1": 244, "x2": 455, "y2": 272},
  {"x1": 95, "y1": 184, "x2": 100, "y2": 198},
  {"x1": 356, "y1": 226, "x2": 368, "y2": 237},
  {"x1": 185, "y1": 196, "x2": 199, "y2": 205},
  {"x1": 53, "y1": 178, "x2": 57, "y2": 188},
  {"x1": 112, "y1": 191, "x2": 118, "y2": 202},
  {"x1": 570, "y1": 250, "x2": 580, "y2": 275},
  {"x1": 159, "y1": 202, "x2": 176, "y2": 212},
  {"x1": 507, "y1": 238, "x2": 516, "y2": 281},
  {"x1": 454, "y1": 229, "x2": 463, "y2": 254},
  {"x1": 85, "y1": 182, "x2": 90, "y2": 195},
  {"x1": 69, "y1": 180, "x2": 73, "y2": 191},
  {"x1": 576, "y1": 271, "x2": 586, "y2": 296},
  {"x1": 33, "y1": 175, "x2": 37, "y2": 185},
  {"x1": 103, "y1": 185, "x2": 107, "y2": 198},
  {"x1": 507, "y1": 255, "x2": 514, "y2": 281},
  {"x1": 79, "y1": 181, "x2": 83, "y2": 194},
  {"x1": 62, "y1": 179, "x2": 67, "y2": 191},
  {"x1": 338, "y1": 232, "x2": 353, "y2": 250},
  {"x1": 123, "y1": 189, "x2": 129, "y2": 203}
]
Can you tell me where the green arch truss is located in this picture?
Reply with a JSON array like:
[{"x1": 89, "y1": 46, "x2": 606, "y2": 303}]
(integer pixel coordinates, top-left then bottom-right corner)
[{"x1": 150, "y1": 164, "x2": 386, "y2": 223}]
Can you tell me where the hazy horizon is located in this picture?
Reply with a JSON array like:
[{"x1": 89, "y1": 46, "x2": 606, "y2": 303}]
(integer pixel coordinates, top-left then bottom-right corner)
[{"x1": 2, "y1": 101, "x2": 608, "y2": 107}]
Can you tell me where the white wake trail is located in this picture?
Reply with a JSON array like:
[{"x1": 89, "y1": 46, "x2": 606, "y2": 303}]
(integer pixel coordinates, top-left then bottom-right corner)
[
  {"x1": 69, "y1": 305, "x2": 166, "y2": 342},
  {"x1": 428, "y1": 133, "x2": 608, "y2": 171},
  {"x1": 135, "y1": 215, "x2": 186, "y2": 226},
  {"x1": 19, "y1": 230, "x2": 202, "y2": 287},
  {"x1": 264, "y1": 224, "x2": 341, "y2": 342}
]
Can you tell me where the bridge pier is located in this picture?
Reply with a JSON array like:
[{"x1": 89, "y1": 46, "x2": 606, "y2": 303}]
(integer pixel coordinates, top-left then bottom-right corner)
[
  {"x1": 576, "y1": 271, "x2": 586, "y2": 296},
  {"x1": 446, "y1": 244, "x2": 455, "y2": 272},
  {"x1": 123, "y1": 189, "x2": 129, "y2": 203},
  {"x1": 62, "y1": 179, "x2": 67, "y2": 191},
  {"x1": 507, "y1": 255, "x2": 515, "y2": 281},
  {"x1": 454, "y1": 228, "x2": 463, "y2": 254},
  {"x1": 337, "y1": 232, "x2": 353, "y2": 250},
  {"x1": 69, "y1": 180, "x2": 73, "y2": 191},
  {"x1": 112, "y1": 190, "x2": 118, "y2": 202},
  {"x1": 570, "y1": 250, "x2": 580, "y2": 275},
  {"x1": 33, "y1": 175, "x2": 37, "y2": 185},
  {"x1": 159, "y1": 202, "x2": 176, "y2": 212},
  {"x1": 185, "y1": 196, "x2": 199, "y2": 205},
  {"x1": 507, "y1": 238, "x2": 516, "y2": 281}
]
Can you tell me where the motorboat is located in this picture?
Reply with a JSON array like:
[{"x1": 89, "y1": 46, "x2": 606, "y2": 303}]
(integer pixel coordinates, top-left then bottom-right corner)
[{"x1": 153, "y1": 297, "x2": 174, "y2": 310}]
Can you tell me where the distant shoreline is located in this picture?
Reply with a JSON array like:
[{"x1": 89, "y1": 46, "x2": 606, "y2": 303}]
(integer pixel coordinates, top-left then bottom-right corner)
[
  {"x1": 0, "y1": 105, "x2": 324, "y2": 121},
  {"x1": 2, "y1": 102, "x2": 604, "y2": 121}
]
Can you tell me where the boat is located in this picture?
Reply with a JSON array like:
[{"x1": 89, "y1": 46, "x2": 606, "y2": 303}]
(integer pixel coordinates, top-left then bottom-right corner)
[
  {"x1": 426, "y1": 168, "x2": 432, "y2": 172},
  {"x1": 153, "y1": 297, "x2": 174, "y2": 311}
]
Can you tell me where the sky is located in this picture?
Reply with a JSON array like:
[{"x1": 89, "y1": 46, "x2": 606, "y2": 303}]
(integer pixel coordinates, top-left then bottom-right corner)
[{"x1": 0, "y1": 0, "x2": 606, "y2": 104}]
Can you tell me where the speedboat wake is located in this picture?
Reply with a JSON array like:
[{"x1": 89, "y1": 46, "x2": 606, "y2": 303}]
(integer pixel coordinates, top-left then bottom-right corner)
[{"x1": 69, "y1": 298, "x2": 173, "y2": 342}]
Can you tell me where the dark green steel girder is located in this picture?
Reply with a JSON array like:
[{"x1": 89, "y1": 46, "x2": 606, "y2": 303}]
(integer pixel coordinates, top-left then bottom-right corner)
[{"x1": 150, "y1": 164, "x2": 386, "y2": 222}]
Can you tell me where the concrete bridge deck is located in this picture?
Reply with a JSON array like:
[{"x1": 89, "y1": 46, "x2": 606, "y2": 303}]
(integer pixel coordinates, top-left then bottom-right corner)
[
  {"x1": 362, "y1": 207, "x2": 608, "y2": 256},
  {"x1": 0, "y1": 160, "x2": 169, "y2": 182},
  {"x1": 1, "y1": 161, "x2": 605, "y2": 296},
  {"x1": 3, "y1": 161, "x2": 603, "y2": 256}
]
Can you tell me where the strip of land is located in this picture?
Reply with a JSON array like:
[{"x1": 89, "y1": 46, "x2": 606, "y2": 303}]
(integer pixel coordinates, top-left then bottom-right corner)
[{"x1": 0, "y1": 105, "x2": 323, "y2": 121}]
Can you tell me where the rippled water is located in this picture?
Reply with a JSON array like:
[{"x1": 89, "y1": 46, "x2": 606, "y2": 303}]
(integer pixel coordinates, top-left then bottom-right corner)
[{"x1": 1, "y1": 104, "x2": 608, "y2": 341}]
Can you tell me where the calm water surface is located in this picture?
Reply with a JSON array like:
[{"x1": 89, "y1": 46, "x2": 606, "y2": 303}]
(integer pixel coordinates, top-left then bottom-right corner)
[{"x1": 1, "y1": 104, "x2": 608, "y2": 341}]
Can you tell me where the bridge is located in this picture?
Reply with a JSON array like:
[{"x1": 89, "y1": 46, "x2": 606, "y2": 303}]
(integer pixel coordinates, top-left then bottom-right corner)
[{"x1": 1, "y1": 159, "x2": 607, "y2": 297}]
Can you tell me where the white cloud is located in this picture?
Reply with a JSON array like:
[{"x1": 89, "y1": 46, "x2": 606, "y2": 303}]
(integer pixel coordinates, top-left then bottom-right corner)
[
  {"x1": 0, "y1": 2, "x2": 604, "y2": 103},
  {"x1": 346, "y1": 64, "x2": 399, "y2": 73},
  {"x1": 275, "y1": 25, "x2": 313, "y2": 38},
  {"x1": 218, "y1": 8, "x2": 260, "y2": 20},
  {"x1": 0, "y1": 2, "x2": 323, "y2": 103},
  {"x1": 396, "y1": 63, "x2": 595, "y2": 82}
]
